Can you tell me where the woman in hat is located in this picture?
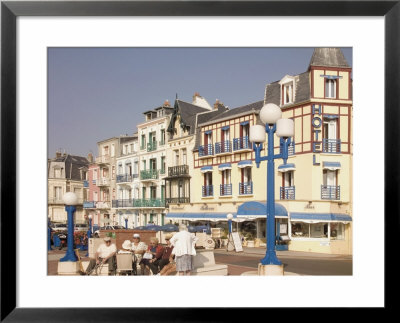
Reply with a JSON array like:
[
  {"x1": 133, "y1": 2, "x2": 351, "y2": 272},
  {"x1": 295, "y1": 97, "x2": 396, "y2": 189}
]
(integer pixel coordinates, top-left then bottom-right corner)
[
  {"x1": 139, "y1": 237, "x2": 164, "y2": 275},
  {"x1": 130, "y1": 233, "x2": 147, "y2": 274}
]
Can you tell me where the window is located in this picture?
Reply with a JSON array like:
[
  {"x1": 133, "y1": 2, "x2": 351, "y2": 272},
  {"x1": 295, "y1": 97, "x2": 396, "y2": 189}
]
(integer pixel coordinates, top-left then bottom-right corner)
[
  {"x1": 174, "y1": 150, "x2": 179, "y2": 166},
  {"x1": 283, "y1": 83, "x2": 293, "y2": 104},
  {"x1": 330, "y1": 223, "x2": 345, "y2": 240},
  {"x1": 323, "y1": 118, "x2": 337, "y2": 140},
  {"x1": 323, "y1": 169, "x2": 337, "y2": 187},
  {"x1": 325, "y1": 79, "x2": 336, "y2": 98},
  {"x1": 161, "y1": 156, "x2": 166, "y2": 174},
  {"x1": 93, "y1": 169, "x2": 98, "y2": 180},
  {"x1": 283, "y1": 171, "x2": 294, "y2": 187},
  {"x1": 141, "y1": 135, "x2": 146, "y2": 149},
  {"x1": 103, "y1": 146, "x2": 109, "y2": 156},
  {"x1": 291, "y1": 221, "x2": 343, "y2": 240},
  {"x1": 54, "y1": 186, "x2": 62, "y2": 200},
  {"x1": 160, "y1": 129, "x2": 165, "y2": 145},
  {"x1": 181, "y1": 149, "x2": 187, "y2": 165},
  {"x1": 93, "y1": 191, "x2": 98, "y2": 201}
]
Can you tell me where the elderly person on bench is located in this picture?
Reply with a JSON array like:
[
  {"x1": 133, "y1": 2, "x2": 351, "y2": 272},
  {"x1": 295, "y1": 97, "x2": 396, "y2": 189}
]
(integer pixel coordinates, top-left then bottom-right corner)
[
  {"x1": 139, "y1": 237, "x2": 163, "y2": 275},
  {"x1": 83, "y1": 236, "x2": 117, "y2": 275}
]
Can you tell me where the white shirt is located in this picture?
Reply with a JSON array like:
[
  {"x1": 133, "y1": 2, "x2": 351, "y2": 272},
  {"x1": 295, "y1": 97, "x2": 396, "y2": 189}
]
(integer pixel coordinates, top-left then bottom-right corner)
[
  {"x1": 97, "y1": 243, "x2": 117, "y2": 258},
  {"x1": 131, "y1": 241, "x2": 147, "y2": 262},
  {"x1": 170, "y1": 231, "x2": 198, "y2": 257}
]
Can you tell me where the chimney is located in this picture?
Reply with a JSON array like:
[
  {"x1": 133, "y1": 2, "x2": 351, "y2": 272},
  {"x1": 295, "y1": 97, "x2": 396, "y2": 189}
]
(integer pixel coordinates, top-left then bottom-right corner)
[
  {"x1": 214, "y1": 99, "x2": 224, "y2": 110},
  {"x1": 87, "y1": 153, "x2": 93, "y2": 163},
  {"x1": 56, "y1": 151, "x2": 62, "y2": 158},
  {"x1": 163, "y1": 100, "x2": 170, "y2": 107},
  {"x1": 192, "y1": 92, "x2": 201, "y2": 101}
]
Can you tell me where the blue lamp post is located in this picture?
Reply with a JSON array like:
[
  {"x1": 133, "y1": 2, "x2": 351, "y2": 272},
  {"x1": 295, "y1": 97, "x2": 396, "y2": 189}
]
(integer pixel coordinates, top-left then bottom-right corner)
[
  {"x1": 249, "y1": 103, "x2": 294, "y2": 267},
  {"x1": 226, "y1": 213, "x2": 234, "y2": 251},
  {"x1": 124, "y1": 214, "x2": 129, "y2": 229},
  {"x1": 60, "y1": 192, "x2": 78, "y2": 262},
  {"x1": 86, "y1": 214, "x2": 92, "y2": 257},
  {"x1": 48, "y1": 216, "x2": 52, "y2": 251},
  {"x1": 227, "y1": 213, "x2": 233, "y2": 234}
]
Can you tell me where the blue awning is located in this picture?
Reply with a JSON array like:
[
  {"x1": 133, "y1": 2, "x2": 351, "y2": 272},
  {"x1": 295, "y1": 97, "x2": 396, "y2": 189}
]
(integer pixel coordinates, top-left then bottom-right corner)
[
  {"x1": 205, "y1": 130, "x2": 212, "y2": 135},
  {"x1": 278, "y1": 163, "x2": 296, "y2": 172},
  {"x1": 238, "y1": 160, "x2": 253, "y2": 168},
  {"x1": 166, "y1": 212, "x2": 238, "y2": 222},
  {"x1": 236, "y1": 201, "x2": 288, "y2": 218},
  {"x1": 218, "y1": 163, "x2": 232, "y2": 170},
  {"x1": 221, "y1": 126, "x2": 230, "y2": 131},
  {"x1": 324, "y1": 114, "x2": 339, "y2": 119},
  {"x1": 240, "y1": 121, "x2": 249, "y2": 126},
  {"x1": 323, "y1": 161, "x2": 341, "y2": 170},
  {"x1": 200, "y1": 166, "x2": 213, "y2": 173},
  {"x1": 290, "y1": 212, "x2": 352, "y2": 223}
]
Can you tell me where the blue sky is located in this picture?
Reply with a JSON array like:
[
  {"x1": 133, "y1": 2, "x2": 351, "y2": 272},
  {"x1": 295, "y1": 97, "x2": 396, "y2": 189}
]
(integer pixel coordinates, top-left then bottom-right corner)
[{"x1": 48, "y1": 47, "x2": 352, "y2": 158}]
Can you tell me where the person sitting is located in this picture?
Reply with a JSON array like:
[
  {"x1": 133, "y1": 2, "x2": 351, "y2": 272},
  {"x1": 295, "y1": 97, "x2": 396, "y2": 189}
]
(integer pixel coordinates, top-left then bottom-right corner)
[
  {"x1": 148, "y1": 233, "x2": 174, "y2": 275},
  {"x1": 130, "y1": 233, "x2": 147, "y2": 275},
  {"x1": 139, "y1": 237, "x2": 163, "y2": 275},
  {"x1": 83, "y1": 236, "x2": 117, "y2": 275}
]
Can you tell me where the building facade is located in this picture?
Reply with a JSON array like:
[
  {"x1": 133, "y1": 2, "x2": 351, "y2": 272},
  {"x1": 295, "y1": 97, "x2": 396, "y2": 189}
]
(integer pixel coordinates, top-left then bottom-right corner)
[{"x1": 48, "y1": 152, "x2": 89, "y2": 223}]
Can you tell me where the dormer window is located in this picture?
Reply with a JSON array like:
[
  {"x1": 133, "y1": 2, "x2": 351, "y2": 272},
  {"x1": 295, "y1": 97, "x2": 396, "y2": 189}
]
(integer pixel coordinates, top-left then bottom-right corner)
[
  {"x1": 325, "y1": 79, "x2": 336, "y2": 98},
  {"x1": 279, "y1": 75, "x2": 296, "y2": 106}
]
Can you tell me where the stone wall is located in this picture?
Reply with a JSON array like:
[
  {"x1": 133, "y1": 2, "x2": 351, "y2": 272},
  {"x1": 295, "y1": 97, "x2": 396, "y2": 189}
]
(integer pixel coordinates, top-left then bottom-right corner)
[{"x1": 99, "y1": 230, "x2": 156, "y2": 249}]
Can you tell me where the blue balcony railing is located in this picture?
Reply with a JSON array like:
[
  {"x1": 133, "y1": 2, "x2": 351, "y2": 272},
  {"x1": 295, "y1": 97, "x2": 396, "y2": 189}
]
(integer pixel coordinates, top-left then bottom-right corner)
[
  {"x1": 322, "y1": 139, "x2": 341, "y2": 153},
  {"x1": 321, "y1": 185, "x2": 340, "y2": 200},
  {"x1": 202, "y1": 185, "x2": 214, "y2": 197},
  {"x1": 233, "y1": 136, "x2": 251, "y2": 151},
  {"x1": 83, "y1": 180, "x2": 89, "y2": 188},
  {"x1": 239, "y1": 182, "x2": 253, "y2": 195},
  {"x1": 199, "y1": 144, "x2": 214, "y2": 157},
  {"x1": 220, "y1": 184, "x2": 232, "y2": 196},
  {"x1": 280, "y1": 140, "x2": 295, "y2": 156},
  {"x1": 280, "y1": 186, "x2": 295, "y2": 200},
  {"x1": 215, "y1": 141, "x2": 232, "y2": 154}
]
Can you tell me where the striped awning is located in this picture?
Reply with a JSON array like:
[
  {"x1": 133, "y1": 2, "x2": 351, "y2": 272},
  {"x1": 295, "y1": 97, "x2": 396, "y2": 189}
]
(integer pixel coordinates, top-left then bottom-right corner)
[
  {"x1": 237, "y1": 160, "x2": 253, "y2": 168},
  {"x1": 320, "y1": 75, "x2": 343, "y2": 80},
  {"x1": 323, "y1": 161, "x2": 341, "y2": 170},
  {"x1": 278, "y1": 163, "x2": 296, "y2": 172},
  {"x1": 240, "y1": 121, "x2": 249, "y2": 126},
  {"x1": 221, "y1": 126, "x2": 230, "y2": 130},
  {"x1": 200, "y1": 166, "x2": 213, "y2": 173},
  {"x1": 218, "y1": 163, "x2": 232, "y2": 171}
]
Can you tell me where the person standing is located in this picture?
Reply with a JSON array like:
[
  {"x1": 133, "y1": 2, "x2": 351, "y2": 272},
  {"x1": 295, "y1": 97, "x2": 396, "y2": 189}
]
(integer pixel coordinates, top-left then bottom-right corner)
[{"x1": 170, "y1": 224, "x2": 198, "y2": 276}]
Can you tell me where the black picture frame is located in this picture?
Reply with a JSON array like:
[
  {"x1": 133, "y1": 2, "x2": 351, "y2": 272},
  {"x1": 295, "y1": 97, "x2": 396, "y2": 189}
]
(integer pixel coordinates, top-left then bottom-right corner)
[{"x1": 1, "y1": 1, "x2": 397, "y2": 321}]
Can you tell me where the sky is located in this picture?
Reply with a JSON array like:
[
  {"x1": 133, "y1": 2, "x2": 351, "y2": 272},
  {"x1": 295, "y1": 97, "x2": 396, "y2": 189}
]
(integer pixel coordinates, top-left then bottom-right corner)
[{"x1": 48, "y1": 47, "x2": 352, "y2": 158}]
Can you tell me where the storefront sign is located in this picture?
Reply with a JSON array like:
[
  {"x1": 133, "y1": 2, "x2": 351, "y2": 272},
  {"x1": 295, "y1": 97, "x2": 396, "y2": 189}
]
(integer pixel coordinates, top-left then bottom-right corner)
[
  {"x1": 200, "y1": 205, "x2": 215, "y2": 211},
  {"x1": 231, "y1": 232, "x2": 243, "y2": 252},
  {"x1": 312, "y1": 104, "x2": 322, "y2": 165}
]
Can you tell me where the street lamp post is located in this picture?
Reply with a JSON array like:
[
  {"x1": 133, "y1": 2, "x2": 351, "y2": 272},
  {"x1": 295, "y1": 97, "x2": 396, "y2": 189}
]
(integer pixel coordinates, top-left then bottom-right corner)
[
  {"x1": 226, "y1": 213, "x2": 234, "y2": 251},
  {"x1": 48, "y1": 216, "x2": 52, "y2": 251},
  {"x1": 86, "y1": 214, "x2": 92, "y2": 257},
  {"x1": 124, "y1": 214, "x2": 129, "y2": 229},
  {"x1": 60, "y1": 192, "x2": 78, "y2": 262},
  {"x1": 249, "y1": 103, "x2": 294, "y2": 272}
]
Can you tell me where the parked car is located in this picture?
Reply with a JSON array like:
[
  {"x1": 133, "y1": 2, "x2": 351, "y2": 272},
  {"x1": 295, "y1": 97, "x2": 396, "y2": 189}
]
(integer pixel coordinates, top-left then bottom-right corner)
[
  {"x1": 51, "y1": 223, "x2": 67, "y2": 232},
  {"x1": 74, "y1": 223, "x2": 89, "y2": 232}
]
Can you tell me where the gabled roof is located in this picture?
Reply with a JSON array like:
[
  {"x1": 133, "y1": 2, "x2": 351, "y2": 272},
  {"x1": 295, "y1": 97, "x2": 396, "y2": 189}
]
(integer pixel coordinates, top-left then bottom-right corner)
[
  {"x1": 309, "y1": 48, "x2": 350, "y2": 69},
  {"x1": 49, "y1": 154, "x2": 89, "y2": 181}
]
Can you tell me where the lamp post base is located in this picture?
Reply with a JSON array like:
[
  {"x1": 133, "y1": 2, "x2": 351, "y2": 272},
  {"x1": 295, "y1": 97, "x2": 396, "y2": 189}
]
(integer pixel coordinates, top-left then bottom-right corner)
[
  {"x1": 57, "y1": 261, "x2": 80, "y2": 275},
  {"x1": 258, "y1": 263, "x2": 284, "y2": 276}
]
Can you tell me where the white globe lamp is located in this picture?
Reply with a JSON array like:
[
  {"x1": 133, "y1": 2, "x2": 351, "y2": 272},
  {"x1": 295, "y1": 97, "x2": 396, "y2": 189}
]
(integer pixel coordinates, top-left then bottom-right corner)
[
  {"x1": 249, "y1": 125, "x2": 266, "y2": 143},
  {"x1": 63, "y1": 192, "x2": 78, "y2": 206},
  {"x1": 259, "y1": 103, "x2": 282, "y2": 125},
  {"x1": 276, "y1": 119, "x2": 295, "y2": 138}
]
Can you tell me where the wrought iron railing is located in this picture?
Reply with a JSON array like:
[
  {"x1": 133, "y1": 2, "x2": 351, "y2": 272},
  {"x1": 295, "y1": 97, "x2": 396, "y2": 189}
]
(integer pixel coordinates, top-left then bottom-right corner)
[
  {"x1": 220, "y1": 184, "x2": 232, "y2": 196},
  {"x1": 147, "y1": 141, "x2": 157, "y2": 152},
  {"x1": 321, "y1": 185, "x2": 340, "y2": 200},
  {"x1": 133, "y1": 198, "x2": 165, "y2": 207},
  {"x1": 198, "y1": 144, "x2": 214, "y2": 157},
  {"x1": 140, "y1": 169, "x2": 159, "y2": 180},
  {"x1": 112, "y1": 199, "x2": 134, "y2": 208},
  {"x1": 322, "y1": 139, "x2": 341, "y2": 153},
  {"x1": 96, "y1": 177, "x2": 110, "y2": 186},
  {"x1": 165, "y1": 197, "x2": 190, "y2": 205},
  {"x1": 202, "y1": 185, "x2": 214, "y2": 197},
  {"x1": 116, "y1": 174, "x2": 133, "y2": 183},
  {"x1": 239, "y1": 182, "x2": 253, "y2": 195},
  {"x1": 233, "y1": 136, "x2": 252, "y2": 151},
  {"x1": 280, "y1": 186, "x2": 296, "y2": 200},
  {"x1": 215, "y1": 141, "x2": 232, "y2": 154},
  {"x1": 83, "y1": 201, "x2": 96, "y2": 208},
  {"x1": 168, "y1": 165, "x2": 189, "y2": 177}
]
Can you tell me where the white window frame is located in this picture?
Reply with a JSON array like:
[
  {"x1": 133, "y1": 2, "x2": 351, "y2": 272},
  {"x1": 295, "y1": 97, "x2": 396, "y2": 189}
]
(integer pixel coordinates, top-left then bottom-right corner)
[{"x1": 325, "y1": 79, "x2": 336, "y2": 98}]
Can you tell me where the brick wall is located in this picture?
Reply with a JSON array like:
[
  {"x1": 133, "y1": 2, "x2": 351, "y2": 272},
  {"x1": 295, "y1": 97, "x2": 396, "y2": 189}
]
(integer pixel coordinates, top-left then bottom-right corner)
[{"x1": 99, "y1": 230, "x2": 156, "y2": 250}]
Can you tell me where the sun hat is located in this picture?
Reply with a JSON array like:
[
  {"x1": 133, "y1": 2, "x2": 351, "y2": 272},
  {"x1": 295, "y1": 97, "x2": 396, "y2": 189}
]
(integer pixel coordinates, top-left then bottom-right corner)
[
  {"x1": 122, "y1": 240, "x2": 132, "y2": 250},
  {"x1": 133, "y1": 233, "x2": 140, "y2": 238},
  {"x1": 103, "y1": 236, "x2": 111, "y2": 242},
  {"x1": 164, "y1": 233, "x2": 173, "y2": 240}
]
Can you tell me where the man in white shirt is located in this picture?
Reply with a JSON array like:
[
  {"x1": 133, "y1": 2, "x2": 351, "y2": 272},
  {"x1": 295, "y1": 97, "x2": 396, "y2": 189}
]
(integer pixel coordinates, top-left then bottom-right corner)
[{"x1": 83, "y1": 236, "x2": 117, "y2": 275}]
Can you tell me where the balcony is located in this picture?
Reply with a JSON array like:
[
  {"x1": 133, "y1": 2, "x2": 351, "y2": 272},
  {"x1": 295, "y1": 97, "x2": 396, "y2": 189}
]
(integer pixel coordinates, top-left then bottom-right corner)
[
  {"x1": 165, "y1": 197, "x2": 190, "y2": 205},
  {"x1": 160, "y1": 168, "x2": 166, "y2": 175},
  {"x1": 168, "y1": 165, "x2": 189, "y2": 177},
  {"x1": 116, "y1": 174, "x2": 133, "y2": 183},
  {"x1": 280, "y1": 186, "x2": 295, "y2": 200},
  {"x1": 215, "y1": 141, "x2": 232, "y2": 155},
  {"x1": 159, "y1": 140, "x2": 165, "y2": 147},
  {"x1": 96, "y1": 201, "x2": 110, "y2": 209},
  {"x1": 280, "y1": 140, "x2": 295, "y2": 156},
  {"x1": 198, "y1": 144, "x2": 214, "y2": 157},
  {"x1": 220, "y1": 184, "x2": 232, "y2": 196},
  {"x1": 147, "y1": 141, "x2": 157, "y2": 152},
  {"x1": 239, "y1": 182, "x2": 253, "y2": 195},
  {"x1": 202, "y1": 185, "x2": 214, "y2": 197},
  {"x1": 322, "y1": 139, "x2": 341, "y2": 153},
  {"x1": 83, "y1": 201, "x2": 96, "y2": 208},
  {"x1": 83, "y1": 180, "x2": 89, "y2": 188},
  {"x1": 233, "y1": 136, "x2": 252, "y2": 151},
  {"x1": 95, "y1": 155, "x2": 111, "y2": 164},
  {"x1": 133, "y1": 198, "x2": 165, "y2": 208},
  {"x1": 112, "y1": 199, "x2": 134, "y2": 208},
  {"x1": 140, "y1": 169, "x2": 159, "y2": 180},
  {"x1": 96, "y1": 177, "x2": 110, "y2": 186},
  {"x1": 321, "y1": 185, "x2": 340, "y2": 200}
]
